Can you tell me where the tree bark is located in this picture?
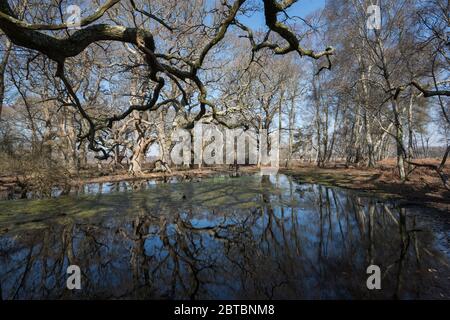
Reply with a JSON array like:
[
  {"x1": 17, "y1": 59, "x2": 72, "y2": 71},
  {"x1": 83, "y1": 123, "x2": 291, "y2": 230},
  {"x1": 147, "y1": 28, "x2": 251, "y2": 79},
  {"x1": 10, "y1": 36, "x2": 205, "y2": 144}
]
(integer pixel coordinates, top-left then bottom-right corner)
[{"x1": 0, "y1": 38, "x2": 11, "y2": 121}]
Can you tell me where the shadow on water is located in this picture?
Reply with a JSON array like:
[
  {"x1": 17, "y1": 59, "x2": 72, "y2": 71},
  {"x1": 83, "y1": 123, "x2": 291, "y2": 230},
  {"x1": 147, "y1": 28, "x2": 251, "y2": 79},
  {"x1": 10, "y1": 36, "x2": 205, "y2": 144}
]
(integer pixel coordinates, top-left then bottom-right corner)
[{"x1": 0, "y1": 174, "x2": 449, "y2": 299}]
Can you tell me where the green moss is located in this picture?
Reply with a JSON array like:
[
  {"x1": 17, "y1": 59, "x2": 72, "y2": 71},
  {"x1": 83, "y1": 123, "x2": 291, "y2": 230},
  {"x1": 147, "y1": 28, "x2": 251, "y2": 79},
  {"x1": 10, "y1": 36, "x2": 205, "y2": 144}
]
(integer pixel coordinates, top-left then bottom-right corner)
[{"x1": 0, "y1": 174, "x2": 305, "y2": 232}]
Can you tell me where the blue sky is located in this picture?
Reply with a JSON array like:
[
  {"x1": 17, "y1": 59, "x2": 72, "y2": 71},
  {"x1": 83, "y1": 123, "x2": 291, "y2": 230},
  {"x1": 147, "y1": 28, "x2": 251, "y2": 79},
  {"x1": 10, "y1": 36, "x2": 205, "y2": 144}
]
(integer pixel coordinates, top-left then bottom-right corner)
[{"x1": 240, "y1": 0, "x2": 326, "y2": 29}]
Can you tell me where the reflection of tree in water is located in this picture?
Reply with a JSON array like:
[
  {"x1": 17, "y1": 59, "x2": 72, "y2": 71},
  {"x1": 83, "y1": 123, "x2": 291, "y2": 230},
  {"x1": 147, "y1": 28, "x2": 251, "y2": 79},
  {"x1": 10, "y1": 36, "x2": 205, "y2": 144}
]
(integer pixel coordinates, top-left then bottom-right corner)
[{"x1": 0, "y1": 175, "x2": 448, "y2": 299}]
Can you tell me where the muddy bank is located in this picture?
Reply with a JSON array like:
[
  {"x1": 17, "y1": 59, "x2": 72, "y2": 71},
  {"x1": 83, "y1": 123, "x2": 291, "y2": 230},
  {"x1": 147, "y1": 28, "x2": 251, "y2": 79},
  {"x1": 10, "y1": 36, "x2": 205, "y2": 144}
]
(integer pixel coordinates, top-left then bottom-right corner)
[{"x1": 281, "y1": 166, "x2": 450, "y2": 212}]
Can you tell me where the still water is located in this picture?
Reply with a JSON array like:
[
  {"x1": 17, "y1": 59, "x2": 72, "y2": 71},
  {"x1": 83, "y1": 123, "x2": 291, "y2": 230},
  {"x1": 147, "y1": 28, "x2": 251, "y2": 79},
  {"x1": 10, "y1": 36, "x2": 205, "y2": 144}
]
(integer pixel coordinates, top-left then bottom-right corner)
[{"x1": 0, "y1": 174, "x2": 449, "y2": 299}]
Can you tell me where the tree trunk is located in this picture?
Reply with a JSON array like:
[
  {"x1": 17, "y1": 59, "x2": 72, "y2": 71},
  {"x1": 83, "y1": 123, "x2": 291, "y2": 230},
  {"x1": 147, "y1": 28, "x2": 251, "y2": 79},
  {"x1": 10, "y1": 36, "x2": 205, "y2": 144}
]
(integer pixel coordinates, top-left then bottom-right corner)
[
  {"x1": 287, "y1": 95, "x2": 296, "y2": 168},
  {"x1": 392, "y1": 99, "x2": 406, "y2": 180},
  {"x1": 407, "y1": 93, "x2": 415, "y2": 164},
  {"x1": 156, "y1": 110, "x2": 172, "y2": 169},
  {"x1": 0, "y1": 39, "x2": 11, "y2": 121},
  {"x1": 361, "y1": 62, "x2": 375, "y2": 167},
  {"x1": 129, "y1": 138, "x2": 148, "y2": 176},
  {"x1": 312, "y1": 78, "x2": 324, "y2": 167}
]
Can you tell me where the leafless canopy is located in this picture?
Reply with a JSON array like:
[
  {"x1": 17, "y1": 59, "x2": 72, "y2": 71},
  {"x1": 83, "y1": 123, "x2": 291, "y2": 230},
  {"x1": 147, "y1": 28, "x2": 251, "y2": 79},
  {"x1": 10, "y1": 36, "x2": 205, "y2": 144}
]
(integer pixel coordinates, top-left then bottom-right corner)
[{"x1": 0, "y1": 0, "x2": 334, "y2": 158}]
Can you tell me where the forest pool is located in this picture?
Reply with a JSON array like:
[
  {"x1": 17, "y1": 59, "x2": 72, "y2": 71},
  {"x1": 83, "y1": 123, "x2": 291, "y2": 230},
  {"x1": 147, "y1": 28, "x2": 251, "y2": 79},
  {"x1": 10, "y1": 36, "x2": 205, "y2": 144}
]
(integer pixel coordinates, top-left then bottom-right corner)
[{"x1": 0, "y1": 174, "x2": 449, "y2": 299}]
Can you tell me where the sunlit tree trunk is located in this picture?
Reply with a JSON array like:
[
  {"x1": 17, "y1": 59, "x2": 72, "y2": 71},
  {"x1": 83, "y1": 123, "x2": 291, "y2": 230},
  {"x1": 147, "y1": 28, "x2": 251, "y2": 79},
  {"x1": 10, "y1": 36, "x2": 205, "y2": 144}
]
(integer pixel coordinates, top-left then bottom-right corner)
[
  {"x1": 312, "y1": 78, "x2": 324, "y2": 167},
  {"x1": 287, "y1": 95, "x2": 296, "y2": 168},
  {"x1": 392, "y1": 98, "x2": 406, "y2": 180},
  {"x1": 129, "y1": 136, "x2": 151, "y2": 176},
  {"x1": 156, "y1": 110, "x2": 172, "y2": 171}
]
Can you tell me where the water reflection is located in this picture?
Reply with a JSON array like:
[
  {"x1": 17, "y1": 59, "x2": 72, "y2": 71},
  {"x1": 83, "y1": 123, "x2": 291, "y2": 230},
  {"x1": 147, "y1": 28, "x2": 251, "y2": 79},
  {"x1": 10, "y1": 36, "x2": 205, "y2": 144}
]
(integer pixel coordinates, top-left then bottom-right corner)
[
  {"x1": 0, "y1": 174, "x2": 448, "y2": 299},
  {"x1": 1, "y1": 175, "x2": 189, "y2": 200}
]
